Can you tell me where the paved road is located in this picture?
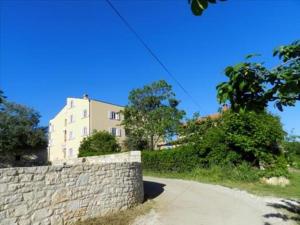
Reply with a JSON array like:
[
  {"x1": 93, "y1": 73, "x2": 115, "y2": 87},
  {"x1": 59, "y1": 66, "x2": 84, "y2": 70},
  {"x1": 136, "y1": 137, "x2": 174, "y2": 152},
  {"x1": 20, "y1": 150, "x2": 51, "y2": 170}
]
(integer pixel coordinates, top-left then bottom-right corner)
[{"x1": 133, "y1": 176, "x2": 298, "y2": 225}]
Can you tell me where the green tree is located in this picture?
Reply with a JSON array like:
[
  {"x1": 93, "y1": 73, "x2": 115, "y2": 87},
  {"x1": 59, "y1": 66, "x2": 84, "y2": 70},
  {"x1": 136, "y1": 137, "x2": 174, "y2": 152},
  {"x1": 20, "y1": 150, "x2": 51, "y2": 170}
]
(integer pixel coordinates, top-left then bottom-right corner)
[
  {"x1": 0, "y1": 95, "x2": 47, "y2": 153},
  {"x1": 123, "y1": 133, "x2": 149, "y2": 151},
  {"x1": 178, "y1": 112, "x2": 219, "y2": 146},
  {"x1": 189, "y1": 0, "x2": 226, "y2": 16},
  {"x1": 122, "y1": 80, "x2": 185, "y2": 150},
  {"x1": 195, "y1": 111, "x2": 287, "y2": 175},
  {"x1": 0, "y1": 90, "x2": 5, "y2": 104},
  {"x1": 78, "y1": 130, "x2": 120, "y2": 157},
  {"x1": 217, "y1": 40, "x2": 300, "y2": 112},
  {"x1": 283, "y1": 131, "x2": 300, "y2": 169}
]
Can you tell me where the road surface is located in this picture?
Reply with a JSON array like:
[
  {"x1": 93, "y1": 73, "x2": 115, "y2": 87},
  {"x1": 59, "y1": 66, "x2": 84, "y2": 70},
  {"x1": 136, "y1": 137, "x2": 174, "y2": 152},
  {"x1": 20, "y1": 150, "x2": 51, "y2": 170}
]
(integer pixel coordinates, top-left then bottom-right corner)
[{"x1": 133, "y1": 176, "x2": 298, "y2": 225}]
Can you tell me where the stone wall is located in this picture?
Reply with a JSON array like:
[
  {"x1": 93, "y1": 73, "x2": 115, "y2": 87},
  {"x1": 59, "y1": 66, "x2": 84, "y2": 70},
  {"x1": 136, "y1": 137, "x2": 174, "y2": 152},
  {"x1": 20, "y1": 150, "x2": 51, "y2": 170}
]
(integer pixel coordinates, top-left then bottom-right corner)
[
  {"x1": 51, "y1": 151, "x2": 141, "y2": 166},
  {"x1": 0, "y1": 151, "x2": 144, "y2": 225}
]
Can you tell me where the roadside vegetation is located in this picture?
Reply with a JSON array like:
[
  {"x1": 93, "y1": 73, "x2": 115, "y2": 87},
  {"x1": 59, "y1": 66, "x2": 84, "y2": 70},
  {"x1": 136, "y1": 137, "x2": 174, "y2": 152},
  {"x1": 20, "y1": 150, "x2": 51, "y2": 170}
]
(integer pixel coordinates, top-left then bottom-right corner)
[
  {"x1": 139, "y1": 40, "x2": 300, "y2": 199},
  {"x1": 144, "y1": 168, "x2": 300, "y2": 199},
  {"x1": 75, "y1": 200, "x2": 153, "y2": 225},
  {"x1": 284, "y1": 134, "x2": 300, "y2": 169}
]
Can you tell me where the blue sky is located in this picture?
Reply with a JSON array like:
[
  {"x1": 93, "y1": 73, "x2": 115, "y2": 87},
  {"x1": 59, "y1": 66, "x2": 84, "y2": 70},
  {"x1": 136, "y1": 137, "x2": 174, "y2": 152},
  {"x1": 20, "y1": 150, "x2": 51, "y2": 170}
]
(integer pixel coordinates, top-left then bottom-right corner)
[{"x1": 1, "y1": 0, "x2": 300, "y2": 134}]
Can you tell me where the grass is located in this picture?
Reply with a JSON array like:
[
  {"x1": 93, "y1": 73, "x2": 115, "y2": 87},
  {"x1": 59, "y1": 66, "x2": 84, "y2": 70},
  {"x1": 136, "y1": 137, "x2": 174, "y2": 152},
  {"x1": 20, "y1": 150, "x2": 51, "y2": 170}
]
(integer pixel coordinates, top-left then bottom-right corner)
[
  {"x1": 75, "y1": 201, "x2": 153, "y2": 225},
  {"x1": 144, "y1": 168, "x2": 300, "y2": 199}
]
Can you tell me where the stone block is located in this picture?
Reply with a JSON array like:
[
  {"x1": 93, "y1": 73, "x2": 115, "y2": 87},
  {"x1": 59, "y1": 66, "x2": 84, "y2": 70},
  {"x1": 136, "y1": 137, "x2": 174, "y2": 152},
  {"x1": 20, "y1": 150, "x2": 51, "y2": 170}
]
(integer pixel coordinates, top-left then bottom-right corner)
[{"x1": 31, "y1": 208, "x2": 53, "y2": 222}]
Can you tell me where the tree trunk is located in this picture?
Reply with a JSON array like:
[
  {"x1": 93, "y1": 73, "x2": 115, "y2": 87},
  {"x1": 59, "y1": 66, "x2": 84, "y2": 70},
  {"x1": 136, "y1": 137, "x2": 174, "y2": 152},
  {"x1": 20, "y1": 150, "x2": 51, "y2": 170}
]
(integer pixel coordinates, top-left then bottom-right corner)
[{"x1": 150, "y1": 135, "x2": 154, "y2": 150}]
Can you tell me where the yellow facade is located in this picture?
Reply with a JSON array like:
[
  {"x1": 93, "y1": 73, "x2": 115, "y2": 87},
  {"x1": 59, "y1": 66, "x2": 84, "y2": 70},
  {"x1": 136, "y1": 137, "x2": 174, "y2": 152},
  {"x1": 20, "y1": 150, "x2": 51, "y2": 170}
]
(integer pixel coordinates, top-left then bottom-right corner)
[{"x1": 48, "y1": 96, "x2": 124, "y2": 162}]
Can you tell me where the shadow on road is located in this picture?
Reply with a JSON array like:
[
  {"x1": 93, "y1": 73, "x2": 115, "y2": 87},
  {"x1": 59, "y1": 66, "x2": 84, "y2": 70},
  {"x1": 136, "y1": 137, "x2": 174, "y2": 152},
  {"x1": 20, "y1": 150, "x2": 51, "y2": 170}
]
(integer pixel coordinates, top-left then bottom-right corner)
[
  {"x1": 143, "y1": 180, "x2": 165, "y2": 202},
  {"x1": 264, "y1": 199, "x2": 300, "y2": 224}
]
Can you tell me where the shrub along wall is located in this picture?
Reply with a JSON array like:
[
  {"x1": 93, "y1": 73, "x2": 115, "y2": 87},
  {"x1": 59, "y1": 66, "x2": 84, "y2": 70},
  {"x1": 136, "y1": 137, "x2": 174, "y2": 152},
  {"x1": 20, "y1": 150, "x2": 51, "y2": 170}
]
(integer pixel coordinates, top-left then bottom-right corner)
[{"x1": 142, "y1": 145, "x2": 203, "y2": 173}]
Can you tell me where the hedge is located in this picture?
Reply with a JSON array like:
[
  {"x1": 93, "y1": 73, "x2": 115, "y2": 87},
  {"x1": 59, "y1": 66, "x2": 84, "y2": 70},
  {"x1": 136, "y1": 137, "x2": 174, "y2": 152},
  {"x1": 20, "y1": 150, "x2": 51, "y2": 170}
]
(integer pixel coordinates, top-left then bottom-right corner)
[{"x1": 142, "y1": 145, "x2": 203, "y2": 172}]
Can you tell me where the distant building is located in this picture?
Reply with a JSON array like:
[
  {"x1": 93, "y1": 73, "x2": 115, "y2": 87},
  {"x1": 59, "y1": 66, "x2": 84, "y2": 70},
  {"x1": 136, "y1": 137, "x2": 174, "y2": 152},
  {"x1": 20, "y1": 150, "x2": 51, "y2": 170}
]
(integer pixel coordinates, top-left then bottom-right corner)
[{"x1": 48, "y1": 95, "x2": 125, "y2": 162}]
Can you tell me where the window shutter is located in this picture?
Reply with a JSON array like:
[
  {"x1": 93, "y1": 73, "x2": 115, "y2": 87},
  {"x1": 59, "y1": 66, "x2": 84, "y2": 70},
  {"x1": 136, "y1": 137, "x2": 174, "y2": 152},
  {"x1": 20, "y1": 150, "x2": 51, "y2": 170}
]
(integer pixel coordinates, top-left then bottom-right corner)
[
  {"x1": 118, "y1": 129, "x2": 121, "y2": 137},
  {"x1": 116, "y1": 113, "x2": 120, "y2": 120},
  {"x1": 108, "y1": 111, "x2": 112, "y2": 119},
  {"x1": 109, "y1": 127, "x2": 112, "y2": 134}
]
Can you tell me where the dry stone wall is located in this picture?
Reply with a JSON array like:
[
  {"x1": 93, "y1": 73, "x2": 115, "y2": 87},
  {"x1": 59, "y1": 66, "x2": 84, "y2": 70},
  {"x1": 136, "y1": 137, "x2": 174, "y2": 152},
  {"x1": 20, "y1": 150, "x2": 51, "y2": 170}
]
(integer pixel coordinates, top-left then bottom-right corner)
[{"x1": 0, "y1": 151, "x2": 144, "y2": 225}]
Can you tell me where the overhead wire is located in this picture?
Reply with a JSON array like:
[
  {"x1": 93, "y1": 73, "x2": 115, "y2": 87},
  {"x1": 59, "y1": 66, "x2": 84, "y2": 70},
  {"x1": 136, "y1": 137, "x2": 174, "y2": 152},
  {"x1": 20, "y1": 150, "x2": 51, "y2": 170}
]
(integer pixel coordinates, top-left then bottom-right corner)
[{"x1": 105, "y1": 0, "x2": 204, "y2": 112}]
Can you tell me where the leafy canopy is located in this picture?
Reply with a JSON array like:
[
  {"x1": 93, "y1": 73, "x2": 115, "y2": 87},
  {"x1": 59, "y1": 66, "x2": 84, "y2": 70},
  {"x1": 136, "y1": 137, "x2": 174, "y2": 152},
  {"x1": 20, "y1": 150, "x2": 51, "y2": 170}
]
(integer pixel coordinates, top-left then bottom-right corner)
[
  {"x1": 0, "y1": 92, "x2": 47, "y2": 153},
  {"x1": 78, "y1": 130, "x2": 120, "y2": 157},
  {"x1": 217, "y1": 40, "x2": 300, "y2": 112},
  {"x1": 182, "y1": 111, "x2": 287, "y2": 175},
  {"x1": 122, "y1": 80, "x2": 185, "y2": 150}
]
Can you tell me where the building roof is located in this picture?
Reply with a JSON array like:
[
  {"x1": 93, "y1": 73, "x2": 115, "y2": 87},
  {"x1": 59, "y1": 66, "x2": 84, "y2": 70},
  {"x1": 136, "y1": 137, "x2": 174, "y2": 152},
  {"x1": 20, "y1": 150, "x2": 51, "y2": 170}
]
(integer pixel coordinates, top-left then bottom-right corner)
[
  {"x1": 66, "y1": 96, "x2": 124, "y2": 108},
  {"x1": 90, "y1": 98, "x2": 124, "y2": 108}
]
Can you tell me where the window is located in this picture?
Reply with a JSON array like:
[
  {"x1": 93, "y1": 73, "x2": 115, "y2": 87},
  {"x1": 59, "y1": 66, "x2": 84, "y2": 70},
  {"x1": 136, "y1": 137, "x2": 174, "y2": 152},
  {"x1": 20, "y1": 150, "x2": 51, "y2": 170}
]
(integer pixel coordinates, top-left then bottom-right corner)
[
  {"x1": 82, "y1": 109, "x2": 88, "y2": 118},
  {"x1": 15, "y1": 155, "x2": 21, "y2": 161},
  {"x1": 82, "y1": 127, "x2": 88, "y2": 136},
  {"x1": 69, "y1": 115, "x2": 74, "y2": 123},
  {"x1": 108, "y1": 111, "x2": 120, "y2": 120},
  {"x1": 69, "y1": 131, "x2": 74, "y2": 140},
  {"x1": 117, "y1": 128, "x2": 121, "y2": 137},
  {"x1": 68, "y1": 148, "x2": 73, "y2": 157},
  {"x1": 110, "y1": 127, "x2": 117, "y2": 136},
  {"x1": 49, "y1": 124, "x2": 54, "y2": 132},
  {"x1": 70, "y1": 100, "x2": 74, "y2": 108},
  {"x1": 49, "y1": 139, "x2": 53, "y2": 146},
  {"x1": 110, "y1": 128, "x2": 121, "y2": 137}
]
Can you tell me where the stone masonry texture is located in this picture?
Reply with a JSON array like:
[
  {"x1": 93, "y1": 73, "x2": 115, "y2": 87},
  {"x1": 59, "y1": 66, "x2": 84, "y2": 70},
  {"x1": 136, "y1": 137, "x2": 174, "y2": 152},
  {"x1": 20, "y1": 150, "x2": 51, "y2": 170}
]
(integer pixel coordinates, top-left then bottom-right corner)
[{"x1": 0, "y1": 152, "x2": 144, "y2": 225}]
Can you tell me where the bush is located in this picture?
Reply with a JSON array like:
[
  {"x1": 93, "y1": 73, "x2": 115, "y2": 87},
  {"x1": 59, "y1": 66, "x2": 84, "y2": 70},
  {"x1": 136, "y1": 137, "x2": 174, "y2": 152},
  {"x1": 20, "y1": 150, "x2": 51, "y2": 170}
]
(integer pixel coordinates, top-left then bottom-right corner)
[
  {"x1": 197, "y1": 111, "x2": 287, "y2": 171},
  {"x1": 283, "y1": 141, "x2": 300, "y2": 169},
  {"x1": 142, "y1": 145, "x2": 203, "y2": 173},
  {"x1": 142, "y1": 111, "x2": 289, "y2": 177},
  {"x1": 221, "y1": 111, "x2": 285, "y2": 167},
  {"x1": 78, "y1": 131, "x2": 121, "y2": 157}
]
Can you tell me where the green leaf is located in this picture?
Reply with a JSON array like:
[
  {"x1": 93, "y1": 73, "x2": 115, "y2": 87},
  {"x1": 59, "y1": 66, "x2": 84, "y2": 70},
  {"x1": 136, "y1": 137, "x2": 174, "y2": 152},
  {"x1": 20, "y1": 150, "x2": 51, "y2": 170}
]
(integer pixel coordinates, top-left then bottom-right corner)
[
  {"x1": 245, "y1": 53, "x2": 261, "y2": 60},
  {"x1": 276, "y1": 102, "x2": 283, "y2": 111},
  {"x1": 199, "y1": 0, "x2": 208, "y2": 9},
  {"x1": 239, "y1": 82, "x2": 246, "y2": 91},
  {"x1": 191, "y1": 0, "x2": 203, "y2": 16}
]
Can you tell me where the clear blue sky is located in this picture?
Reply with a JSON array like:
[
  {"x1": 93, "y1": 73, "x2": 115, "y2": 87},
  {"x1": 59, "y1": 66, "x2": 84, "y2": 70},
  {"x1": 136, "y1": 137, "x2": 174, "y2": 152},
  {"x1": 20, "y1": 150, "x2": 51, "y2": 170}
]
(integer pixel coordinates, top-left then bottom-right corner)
[{"x1": 1, "y1": 0, "x2": 300, "y2": 134}]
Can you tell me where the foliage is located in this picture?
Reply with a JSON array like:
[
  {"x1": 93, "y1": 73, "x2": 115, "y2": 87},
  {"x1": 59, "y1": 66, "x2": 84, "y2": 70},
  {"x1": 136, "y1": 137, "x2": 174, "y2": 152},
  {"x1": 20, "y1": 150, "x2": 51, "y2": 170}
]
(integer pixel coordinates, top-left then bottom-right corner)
[
  {"x1": 0, "y1": 94, "x2": 47, "y2": 153},
  {"x1": 144, "y1": 110, "x2": 288, "y2": 176},
  {"x1": 180, "y1": 110, "x2": 287, "y2": 169},
  {"x1": 283, "y1": 137, "x2": 300, "y2": 169},
  {"x1": 217, "y1": 40, "x2": 300, "y2": 112},
  {"x1": 123, "y1": 133, "x2": 148, "y2": 151},
  {"x1": 219, "y1": 111, "x2": 286, "y2": 168},
  {"x1": 188, "y1": 0, "x2": 226, "y2": 16},
  {"x1": 78, "y1": 130, "x2": 120, "y2": 157},
  {"x1": 142, "y1": 145, "x2": 203, "y2": 173},
  {"x1": 122, "y1": 80, "x2": 185, "y2": 150},
  {"x1": 0, "y1": 90, "x2": 6, "y2": 105},
  {"x1": 178, "y1": 112, "x2": 219, "y2": 146}
]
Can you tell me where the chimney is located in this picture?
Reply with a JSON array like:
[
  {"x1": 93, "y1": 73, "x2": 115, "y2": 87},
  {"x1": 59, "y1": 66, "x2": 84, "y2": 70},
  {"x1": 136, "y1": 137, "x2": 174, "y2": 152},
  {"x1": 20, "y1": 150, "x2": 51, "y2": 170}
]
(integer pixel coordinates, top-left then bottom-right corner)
[{"x1": 83, "y1": 94, "x2": 89, "y2": 100}]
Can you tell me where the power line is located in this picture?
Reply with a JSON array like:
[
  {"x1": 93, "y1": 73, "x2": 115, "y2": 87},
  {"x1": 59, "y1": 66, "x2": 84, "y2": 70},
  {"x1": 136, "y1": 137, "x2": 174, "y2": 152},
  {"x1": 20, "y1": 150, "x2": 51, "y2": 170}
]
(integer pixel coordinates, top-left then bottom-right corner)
[{"x1": 105, "y1": 0, "x2": 203, "y2": 112}]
